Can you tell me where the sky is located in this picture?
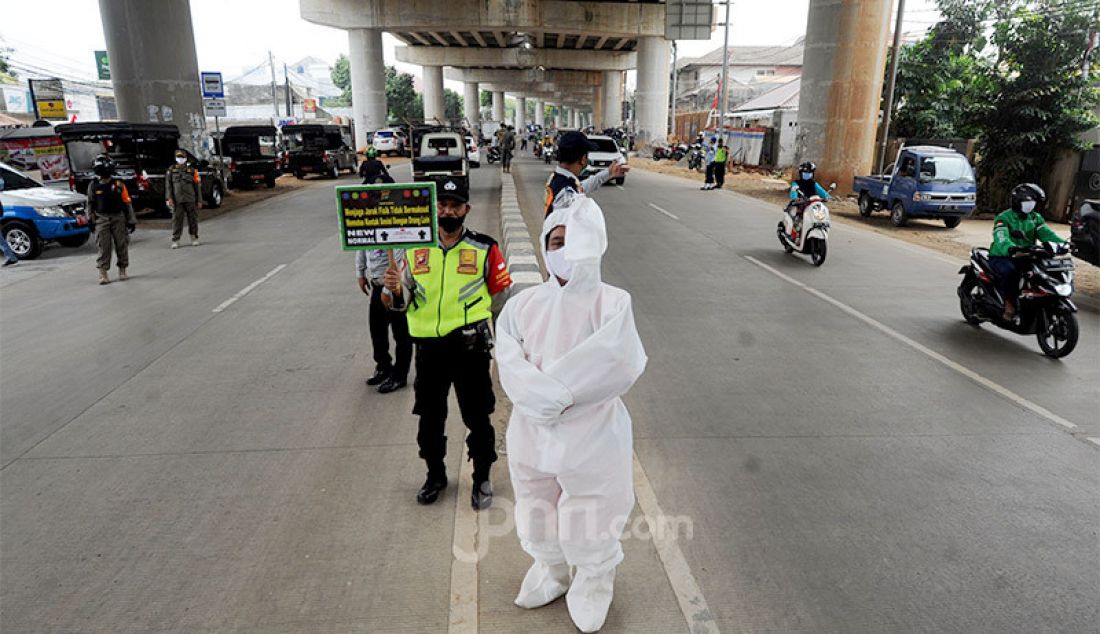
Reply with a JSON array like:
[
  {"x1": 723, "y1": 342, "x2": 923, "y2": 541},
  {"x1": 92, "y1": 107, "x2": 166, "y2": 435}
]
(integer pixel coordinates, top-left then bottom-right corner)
[{"x1": 1, "y1": 0, "x2": 940, "y2": 92}]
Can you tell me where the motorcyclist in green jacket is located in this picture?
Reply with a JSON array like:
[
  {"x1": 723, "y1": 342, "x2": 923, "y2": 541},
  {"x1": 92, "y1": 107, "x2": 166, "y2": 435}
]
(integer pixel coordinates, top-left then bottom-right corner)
[{"x1": 988, "y1": 183, "x2": 1067, "y2": 320}]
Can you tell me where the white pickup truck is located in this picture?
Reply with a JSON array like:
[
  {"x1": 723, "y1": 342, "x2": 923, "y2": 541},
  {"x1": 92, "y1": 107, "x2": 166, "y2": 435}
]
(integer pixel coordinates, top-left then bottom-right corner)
[{"x1": 412, "y1": 131, "x2": 469, "y2": 194}]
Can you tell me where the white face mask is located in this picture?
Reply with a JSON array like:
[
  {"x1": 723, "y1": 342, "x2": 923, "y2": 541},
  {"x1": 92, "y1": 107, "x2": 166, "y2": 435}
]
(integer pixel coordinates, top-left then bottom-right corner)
[
  {"x1": 545, "y1": 248, "x2": 572, "y2": 282},
  {"x1": 175, "y1": 157, "x2": 187, "y2": 165},
  {"x1": 1020, "y1": 200, "x2": 1037, "y2": 214},
  {"x1": 801, "y1": 172, "x2": 814, "y2": 180}
]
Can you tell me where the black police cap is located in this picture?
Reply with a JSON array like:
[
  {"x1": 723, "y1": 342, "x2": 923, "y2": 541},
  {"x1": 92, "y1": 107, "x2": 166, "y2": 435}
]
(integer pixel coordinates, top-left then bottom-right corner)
[
  {"x1": 557, "y1": 131, "x2": 599, "y2": 155},
  {"x1": 436, "y1": 177, "x2": 469, "y2": 203}
]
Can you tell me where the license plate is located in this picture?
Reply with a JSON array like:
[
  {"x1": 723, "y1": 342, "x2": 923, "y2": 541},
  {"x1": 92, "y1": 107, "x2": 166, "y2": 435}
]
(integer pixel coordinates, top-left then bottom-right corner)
[
  {"x1": 251, "y1": 174, "x2": 264, "y2": 180},
  {"x1": 943, "y1": 205, "x2": 957, "y2": 211},
  {"x1": 301, "y1": 166, "x2": 312, "y2": 172}
]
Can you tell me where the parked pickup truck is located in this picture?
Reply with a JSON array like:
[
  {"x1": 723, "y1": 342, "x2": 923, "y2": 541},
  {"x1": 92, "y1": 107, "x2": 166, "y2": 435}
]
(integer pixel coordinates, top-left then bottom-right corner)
[
  {"x1": 852, "y1": 146, "x2": 977, "y2": 228},
  {"x1": 1, "y1": 161, "x2": 91, "y2": 260},
  {"x1": 412, "y1": 130, "x2": 469, "y2": 194}
]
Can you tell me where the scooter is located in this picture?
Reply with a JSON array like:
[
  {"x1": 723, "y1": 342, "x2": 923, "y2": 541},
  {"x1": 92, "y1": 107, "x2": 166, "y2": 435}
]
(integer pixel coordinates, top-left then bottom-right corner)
[
  {"x1": 687, "y1": 144, "x2": 705, "y2": 171},
  {"x1": 777, "y1": 186, "x2": 834, "y2": 266},
  {"x1": 957, "y1": 242, "x2": 1078, "y2": 358},
  {"x1": 543, "y1": 145, "x2": 556, "y2": 164},
  {"x1": 487, "y1": 146, "x2": 501, "y2": 164}
]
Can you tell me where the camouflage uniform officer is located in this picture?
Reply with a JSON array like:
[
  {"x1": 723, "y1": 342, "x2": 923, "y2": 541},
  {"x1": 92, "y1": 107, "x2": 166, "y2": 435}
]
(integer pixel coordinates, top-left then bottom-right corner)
[
  {"x1": 166, "y1": 149, "x2": 202, "y2": 248},
  {"x1": 86, "y1": 154, "x2": 137, "y2": 285}
]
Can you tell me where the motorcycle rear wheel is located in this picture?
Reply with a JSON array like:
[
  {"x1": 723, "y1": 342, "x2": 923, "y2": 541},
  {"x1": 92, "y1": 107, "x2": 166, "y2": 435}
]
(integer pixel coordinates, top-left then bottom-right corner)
[{"x1": 1037, "y1": 308, "x2": 1078, "y2": 358}]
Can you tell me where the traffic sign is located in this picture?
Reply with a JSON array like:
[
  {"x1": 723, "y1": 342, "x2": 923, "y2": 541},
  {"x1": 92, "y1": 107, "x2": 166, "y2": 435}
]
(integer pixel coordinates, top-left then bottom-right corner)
[
  {"x1": 200, "y1": 72, "x2": 224, "y2": 98},
  {"x1": 204, "y1": 98, "x2": 227, "y2": 117}
]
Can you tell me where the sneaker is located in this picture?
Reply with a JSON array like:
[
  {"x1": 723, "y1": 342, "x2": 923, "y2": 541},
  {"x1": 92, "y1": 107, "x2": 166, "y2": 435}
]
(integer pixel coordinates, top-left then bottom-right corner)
[
  {"x1": 98, "y1": 270, "x2": 110, "y2": 285},
  {"x1": 118, "y1": 267, "x2": 129, "y2": 281},
  {"x1": 3, "y1": 258, "x2": 18, "y2": 267},
  {"x1": 365, "y1": 368, "x2": 390, "y2": 386},
  {"x1": 170, "y1": 241, "x2": 180, "y2": 249},
  {"x1": 471, "y1": 479, "x2": 493, "y2": 510},
  {"x1": 416, "y1": 473, "x2": 448, "y2": 505},
  {"x1": 191, "y1": 239, "x2": 201, "y2": 247},
  {"x1": 377, "y1": 377, "x2": 407, "y2": 394}
]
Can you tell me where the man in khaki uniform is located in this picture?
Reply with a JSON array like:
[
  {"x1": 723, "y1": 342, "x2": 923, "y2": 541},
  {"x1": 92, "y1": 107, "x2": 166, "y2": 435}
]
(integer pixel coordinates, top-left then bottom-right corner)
[
  {"x1": 86, "y1": 154, "x2": 137, "y2": 285},
  {"x1": 166, "y1": 149, "x2": 202, "y2": 248}
]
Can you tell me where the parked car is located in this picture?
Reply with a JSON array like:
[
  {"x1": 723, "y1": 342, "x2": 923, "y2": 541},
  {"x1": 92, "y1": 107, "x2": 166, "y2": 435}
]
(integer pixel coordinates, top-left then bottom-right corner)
[
  {"x1": 582, "y1": 135, "x2": 628, "y2": 186},
  {"x1": 852, "y1": 145, "x2": 977, "y2": 228},
  {"x1": 221, "y1": 125, "x2": 280, "y2": 189},
  {"x1": 282, "y1": 124, "x2": 357, "y2": 179},
  {"x1": 56, "y1": 122, "x2": 227, "y2": 213},
  {"x1": 465, "y1": 135, "x2": 481, "y2": 168},
  {"x1": 0, "y1": 161, "x2": 91, "y2": 260},
  {"x1": 1070, "y1": 199, "x2": 1100, "y2": 265},
  {"x1": 371, "y1": 128, "x2": 406, "y2": 156},
  {"x1": 412, "y1": 129, "x2": 469, "y2": 194}
]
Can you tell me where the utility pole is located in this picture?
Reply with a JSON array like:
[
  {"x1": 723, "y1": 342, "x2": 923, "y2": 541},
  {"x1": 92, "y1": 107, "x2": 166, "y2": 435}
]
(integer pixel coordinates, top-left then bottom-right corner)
[
  {"x1": 718, "y1": 0, "x2": 732, "y2": 136},
  {"x1": 876, "y1": 0, "x2": 907, "y2": 174},
  {"x1": 269, "y1": 51, "x2": 279, "y2": 118},
  {"x1": 284, "y1": 63, "x2": 293, "y2": 118},
  {"x1": 670, "y1": 41, "x2": 678, "y2": 139}
]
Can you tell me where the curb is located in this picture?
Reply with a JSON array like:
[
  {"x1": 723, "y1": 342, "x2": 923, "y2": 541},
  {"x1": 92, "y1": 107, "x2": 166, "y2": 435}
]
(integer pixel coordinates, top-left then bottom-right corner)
[{"x1": 499, "y1": 172, "x2": 543, "y2": 291}]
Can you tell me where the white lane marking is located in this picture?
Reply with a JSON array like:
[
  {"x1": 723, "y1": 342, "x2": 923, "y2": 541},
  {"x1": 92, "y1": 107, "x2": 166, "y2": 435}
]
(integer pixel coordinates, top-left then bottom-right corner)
[
  {"x1": 633, "y1": 453, "x2": 721, "y2": 634},
  {"x1": 448, "y1": 451, "x2": 479, "y2": 634},
  {"x1": 211, "y1": 264, "x2": 287, "y2": 313},
  {"x1": 1086, "y1": 437, "x2": 1100, "y2": 449},
  {"x1": 648, "y1": 203, "x2": 681, "y2": 221},
  {"x1": 744, "y1": 256, "x2": 1079, "y2": 431}
]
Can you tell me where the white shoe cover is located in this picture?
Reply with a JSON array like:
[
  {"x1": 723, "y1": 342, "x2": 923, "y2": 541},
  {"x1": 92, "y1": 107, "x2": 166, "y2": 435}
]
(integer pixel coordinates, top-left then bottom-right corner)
[
  {"x1": 514, "y1": 561, "x2": 571, "y2": 609},
  {"x1": 566, "y1": 566, "x2": 616, "y2": 632}
]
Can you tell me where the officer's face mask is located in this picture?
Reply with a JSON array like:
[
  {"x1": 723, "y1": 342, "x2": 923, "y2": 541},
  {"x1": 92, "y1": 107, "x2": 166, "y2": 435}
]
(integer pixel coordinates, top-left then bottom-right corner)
[
  {"x1": 175, "y1": 157, "x2": 187, "y2": 165},
  {"x1": 545, "y1": 247, "x2": 572, "y2": 282},
  {"x1": 1019, "y1": 200, "x2": 1037, "y2": 214},
  {"x1": 801, "y1": 172, "x2": 814, "y2": 180}
]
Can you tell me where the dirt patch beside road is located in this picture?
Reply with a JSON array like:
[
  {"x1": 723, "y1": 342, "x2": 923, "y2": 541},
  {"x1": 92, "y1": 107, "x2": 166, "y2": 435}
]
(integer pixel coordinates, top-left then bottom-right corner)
[{"x1": 632, "y1": 159, "x2": 1099, "y2": 299}]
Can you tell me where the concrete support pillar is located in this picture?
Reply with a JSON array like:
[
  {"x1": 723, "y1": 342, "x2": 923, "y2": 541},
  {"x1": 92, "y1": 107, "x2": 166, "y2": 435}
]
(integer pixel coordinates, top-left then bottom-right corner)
[
  {"x1": 635, "y1": 36, "x2": 671, "y2": 148},
  {"x1": 593, "y1": 87, "x2": 604, "y2": 132},
  {"x1": 602, "y1": 70, "x2": 623, "y2": 129},
  {"x1": 571, "y1": 109, "x2": 580, "y2": 129},
  {"x1": 98, "y1": 0, "x2": 205, "y2": 153},
  {"x1": 463, "y1": 81, "x2": 480, "y2": 136},
  {"x1": 515, "y1": 96, "x2": 527, "y2": 131},
  {"x1": 349, "y1": 28, "x2": 387, "y2": 150},
  {"x1": 534, "y1": 99, "x2": 545, "y2": 128},
  {"x1": 796, "y1": 0, "x2": 892, "y2": 194},
  {"x1": 492, "y1": 91, "x2": 505, "y2": 122},
  {"x1": 422, "y1": 65, "x2": 444, "y2": 122}
]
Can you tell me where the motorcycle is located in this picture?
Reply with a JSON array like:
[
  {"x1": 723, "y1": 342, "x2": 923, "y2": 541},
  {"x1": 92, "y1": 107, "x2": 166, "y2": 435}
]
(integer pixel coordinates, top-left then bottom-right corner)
[
  {"x1": 669, "y1": 143, "x2": 689, "y2": 162},
  {"x1": 487, "y1": 146, "x2": 501, "y2": 164},
  {"x1": 957, "y1": 242, "x2": 1078, "y2": 358},
  {"x1": 777, "y1": 186, "x2": 834, "y2": 266},
  {"x1": 687, "y1": 144, "x2": 705, "y2": 171},
  {"x1": 543, "y1": 145, "x2": 556, "y2": 164},
  {"x1": 652, "y1": 145, "x2": 671, "y2": 161}
]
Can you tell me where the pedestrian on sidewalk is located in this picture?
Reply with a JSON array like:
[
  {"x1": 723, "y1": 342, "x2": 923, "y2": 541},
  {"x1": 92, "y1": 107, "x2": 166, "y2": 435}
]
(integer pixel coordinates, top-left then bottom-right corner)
[
  {"x1": 166, "y1": 149, "x2": 202, "y2": 249},
  {"x1": 356, "y1": 249, "x2": 411, "y2": 393},
  {"x1": 713, "y1": 138, "x2": 728, "y2": 190},
  {"x1": 497, "y1": 194, "x2": 647, "y2": 633},
  {"x1": 701, "y1": 136, "x2": 717, "y2": 190},
  {"x1": 383, "y1": 177, "x2": 513, "y2": 510},
  {"x1": 86, "y1": 154, "x2": 137, "y2": 285},
  {"x1": 544, "y1": 131, "x2": 629, "y2": 217}
]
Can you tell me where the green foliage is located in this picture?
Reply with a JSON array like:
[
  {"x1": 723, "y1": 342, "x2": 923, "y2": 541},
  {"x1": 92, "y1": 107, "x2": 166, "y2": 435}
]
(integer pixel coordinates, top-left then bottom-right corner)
[
  {"x1": 889, "y1": 0, "x2": 1100, "y2": 212},
  {"x1": 480, "y1": 90, "x2": 492, "y2": 107},
  {"x1": 385, "y1": 66, "x2": 422, "y2": 122},
  {"x1": 0, "y1": 46, "x2": 16, "y2": 81},
  {"x1": 444, "y1": 89, "x2": 463, "y2": 122},
  {"x1": 329, "y1": 54, "x2": 351, "y2": 106}
]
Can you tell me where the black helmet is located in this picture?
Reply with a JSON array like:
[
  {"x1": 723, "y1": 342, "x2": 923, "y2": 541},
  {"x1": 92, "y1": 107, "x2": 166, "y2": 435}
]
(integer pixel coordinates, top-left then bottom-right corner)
[
  {"x1": 1010, "y1": 183, "x2": 1046, "y2": 214},
  {"x1": 92, "y1": 154, "x2": 115, "y2": 178},
  {"x1": 799, "y1": 161, "x2": 816, "y2": 174}
]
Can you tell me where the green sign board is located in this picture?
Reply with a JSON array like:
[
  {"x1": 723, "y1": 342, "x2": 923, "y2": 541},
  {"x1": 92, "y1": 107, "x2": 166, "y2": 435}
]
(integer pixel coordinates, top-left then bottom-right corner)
[
  {"x1": 95, "y1": 50, "x2": 110, "y2": 80},
  {"x1": 337, "y1": 182, "x2": 438, "y2": 251}
]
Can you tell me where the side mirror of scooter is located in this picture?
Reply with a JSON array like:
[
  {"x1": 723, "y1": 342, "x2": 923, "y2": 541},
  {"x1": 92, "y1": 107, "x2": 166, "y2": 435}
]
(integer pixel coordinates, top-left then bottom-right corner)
[{"x1": 829, "y1": 182, "x2": 837, "y2": 191}]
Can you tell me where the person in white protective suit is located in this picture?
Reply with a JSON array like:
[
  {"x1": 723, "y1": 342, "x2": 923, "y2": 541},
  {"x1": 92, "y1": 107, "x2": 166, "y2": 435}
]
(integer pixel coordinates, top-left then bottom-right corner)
[{"x1": 496, "y1": 192, "x2": 647, "y2": 633}]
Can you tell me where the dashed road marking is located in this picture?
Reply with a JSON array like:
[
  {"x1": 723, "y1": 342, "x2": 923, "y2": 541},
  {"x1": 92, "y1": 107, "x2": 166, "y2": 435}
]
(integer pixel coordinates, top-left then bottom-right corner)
[
  {"x1": 744, "y1": 255, "x2": 1080, "y2": 432},
  {"x1": 212, "y1": 264, "x2": 286, "y2": 313},
  {"x1": 648, "y1": 203, "x2": 680, "y2": 221}
]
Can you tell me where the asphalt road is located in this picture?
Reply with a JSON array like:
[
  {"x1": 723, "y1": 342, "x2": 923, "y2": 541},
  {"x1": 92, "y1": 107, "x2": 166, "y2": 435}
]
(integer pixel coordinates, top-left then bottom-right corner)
[{"x1": 1, "y1": 153, "x2": 1096, "y2": 633}]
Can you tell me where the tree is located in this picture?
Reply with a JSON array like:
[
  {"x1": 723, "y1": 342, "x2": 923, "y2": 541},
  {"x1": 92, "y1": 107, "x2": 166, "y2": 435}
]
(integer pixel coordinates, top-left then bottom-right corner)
[
  {"x1": 444, "y1": 89, "x2": 463, "y2": 122},
  {"x1": 976, "y1": 2, "x2": 1099, "y2": 210},
  {"x1": 480, "y1": 90, "x2": 492, "y2": 107},
  {"x1": 386, "y1": 66, "x2": 422, "y2": 121},
  {"x1": 329, "y1": 54, "x2": 351, "y2": 106},
  {"x1": 0, "y1": 46, "x2": 16, "y2": 81}
]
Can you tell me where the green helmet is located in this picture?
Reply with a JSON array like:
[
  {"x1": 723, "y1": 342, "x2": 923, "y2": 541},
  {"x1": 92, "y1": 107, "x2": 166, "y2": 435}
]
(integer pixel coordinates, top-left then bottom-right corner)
[{"x1": 366, "y1": 147, "x2": 379, "y2": 159}]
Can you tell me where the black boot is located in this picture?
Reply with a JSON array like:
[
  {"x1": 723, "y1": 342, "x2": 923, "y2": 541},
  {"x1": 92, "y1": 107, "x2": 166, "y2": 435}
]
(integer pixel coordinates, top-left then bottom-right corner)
[
  {"x1": 366, "y1": 368, "x2": 390, "y2": 386},
  {"x1": 471, "y1": 478, "x2": 493, "y2": 511},
  {"x1": 417, "y1": 469, "x2": 448, "y2": 505},
  {"x1": 377, "y1": 376, "x2": 407, "y2": 394}
]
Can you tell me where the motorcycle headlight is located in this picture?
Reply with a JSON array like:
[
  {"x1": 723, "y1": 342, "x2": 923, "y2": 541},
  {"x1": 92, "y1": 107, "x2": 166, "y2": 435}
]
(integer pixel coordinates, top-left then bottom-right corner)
[
  {"x1": 813, "y1": 207, "x2": 827, "y2": 221},
  {"x1": 1054, "y1": 283, "x2": 1073, "y2": 297},
  {"x1": 36, "y1": 206, "x2": 69, "y2": 218}
]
